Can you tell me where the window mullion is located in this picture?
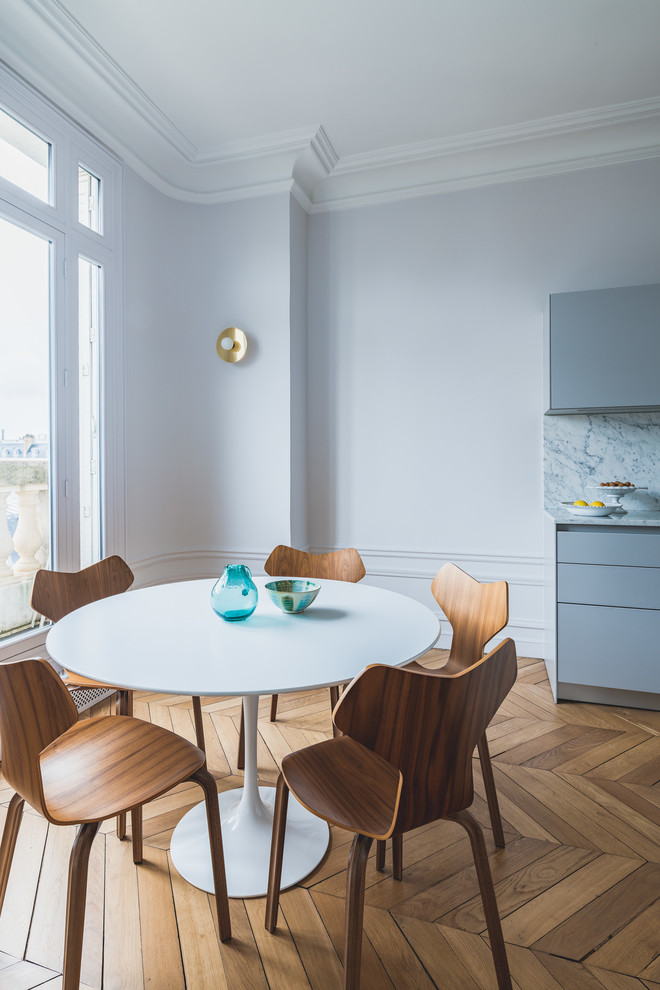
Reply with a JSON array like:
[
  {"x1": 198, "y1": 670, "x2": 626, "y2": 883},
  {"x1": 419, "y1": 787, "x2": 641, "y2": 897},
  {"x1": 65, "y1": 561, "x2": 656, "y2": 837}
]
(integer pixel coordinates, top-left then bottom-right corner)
[{"x1": 53, "y1": 233, "x2": 81, "y2": 572}]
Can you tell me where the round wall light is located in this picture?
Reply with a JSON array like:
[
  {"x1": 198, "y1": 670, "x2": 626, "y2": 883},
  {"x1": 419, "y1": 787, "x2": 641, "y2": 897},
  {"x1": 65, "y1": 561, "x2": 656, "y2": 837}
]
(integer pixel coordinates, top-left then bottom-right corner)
[{"x1": 217, "y1": 327, "x2": 248, "y2": 363}]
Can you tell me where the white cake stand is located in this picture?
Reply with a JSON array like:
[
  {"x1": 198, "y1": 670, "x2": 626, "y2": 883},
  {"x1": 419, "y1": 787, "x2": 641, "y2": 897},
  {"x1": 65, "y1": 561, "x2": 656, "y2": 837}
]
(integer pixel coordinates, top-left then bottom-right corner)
[{"x1": 586, "y1": 485, "x2": 640, "y2": 510}]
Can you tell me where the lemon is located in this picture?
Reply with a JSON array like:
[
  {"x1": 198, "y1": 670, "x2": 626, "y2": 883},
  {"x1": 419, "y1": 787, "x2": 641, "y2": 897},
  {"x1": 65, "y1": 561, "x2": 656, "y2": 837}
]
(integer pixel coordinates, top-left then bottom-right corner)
[
  {"x1": 589, "y1": 501, "x2": 605, "y2": 507},
  {"x1": 573, "y1": 500, "x2": 588, "y2": 506}
]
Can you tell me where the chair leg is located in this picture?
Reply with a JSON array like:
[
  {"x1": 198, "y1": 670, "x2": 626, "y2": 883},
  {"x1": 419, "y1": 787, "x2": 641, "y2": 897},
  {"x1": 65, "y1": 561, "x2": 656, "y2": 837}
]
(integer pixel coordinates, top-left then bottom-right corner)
[
  {"x1": 116, "y1": 689, "x2": 133, "y2": 841},
  {"x1": 477, "y1": 731, "x2": 505, "y2": 848},
  {"x1": 191, "y1": 767, "x2": 231, "y2": 942},
  {"x1": 237, "y1": 703, "x2": 245, "y2": 771},
  {"x1": 450, "y1": 810, "x2": 512, "y2": 990},
  {"x1": 392, "y1": 834, "x2": 403, "y2": 880},
  {"x1": 116, "y1": 689, "x2": 133, "y2": 717},
  {"x1": 0, "y1": 794, "x2": 25, "y2": 913},
  {"x1": 329, "y1": 684, "x2": 341, "y2": 738},
  {"x1": 265, "y1": 773, "x2": 289, "y2": 932},
  {"x1": 63, "y1": 821, "x2": 101, "y2": 990},
  {"x1": 270, "y1": 693, "x2": 279, "y2": 721},
  {"x1": 375, "y1": 835, "x2": 402, "y2": 878},
  {"x1": 344, "y1": 833, "x2": 373, "y2": 990},
  {"x1": 192, "y1": 696, "x2": 206, "y2": 752},
  {"x1": 131, "y1": 806, "x2": 143, "y2": 865},
  {"x1": 117, "y1": 690, "x2": 144, "y2": 849}
]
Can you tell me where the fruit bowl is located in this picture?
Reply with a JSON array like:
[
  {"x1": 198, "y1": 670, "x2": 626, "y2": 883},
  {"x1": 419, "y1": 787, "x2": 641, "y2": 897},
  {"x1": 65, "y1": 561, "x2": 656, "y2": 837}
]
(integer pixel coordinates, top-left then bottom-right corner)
[
  {"x1": 265, "y1": 579, "x2": 321, "y2": 614},
  {"x1": 562, "y1": 502, "x2": 616, "y2": 517}
]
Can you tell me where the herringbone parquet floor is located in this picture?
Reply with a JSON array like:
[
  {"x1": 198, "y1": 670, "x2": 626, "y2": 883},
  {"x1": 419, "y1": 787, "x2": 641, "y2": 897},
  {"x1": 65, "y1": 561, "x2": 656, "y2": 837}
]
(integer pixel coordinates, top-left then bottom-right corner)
[{"x1": 1, "y1": 649, "x2": 660, "y2": 989}]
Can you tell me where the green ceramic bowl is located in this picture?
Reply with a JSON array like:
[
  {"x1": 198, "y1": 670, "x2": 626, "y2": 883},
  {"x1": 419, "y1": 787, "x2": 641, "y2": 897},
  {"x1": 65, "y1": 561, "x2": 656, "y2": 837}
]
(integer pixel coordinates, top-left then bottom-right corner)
[{"x1": 265, "y1": 579, "x2": 321, "y2": 614}]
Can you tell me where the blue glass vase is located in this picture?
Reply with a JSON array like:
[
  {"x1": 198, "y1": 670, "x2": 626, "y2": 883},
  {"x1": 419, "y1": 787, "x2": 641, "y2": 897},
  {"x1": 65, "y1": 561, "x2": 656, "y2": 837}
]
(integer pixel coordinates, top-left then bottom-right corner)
[{"x1": 211, "y1": 564, "x2": 258, "y2": 621}]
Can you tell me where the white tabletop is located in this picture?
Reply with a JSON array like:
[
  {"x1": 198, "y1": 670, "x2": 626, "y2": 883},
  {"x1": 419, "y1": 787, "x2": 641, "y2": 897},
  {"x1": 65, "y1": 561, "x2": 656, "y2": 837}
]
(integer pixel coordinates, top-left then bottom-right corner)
[{"x1": 46, "y1": 577, "x2": 440, "y2": 697}]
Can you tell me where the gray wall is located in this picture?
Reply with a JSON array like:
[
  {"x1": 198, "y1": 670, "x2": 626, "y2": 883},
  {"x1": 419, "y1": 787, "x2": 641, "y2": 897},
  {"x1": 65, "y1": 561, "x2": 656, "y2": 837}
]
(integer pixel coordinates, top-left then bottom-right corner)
[
  {"x1": 306, "y1": 157, "x2": 660, "y2": 650},
  {"x1": 289, "y1": 196, "x2": 309, "y2": 548},
  {"x1": 124, "y1": 172, "x2": 293, "y2": 577},
  {"x1": 122, "y1": 156, "x2": 660, "y2": 652}
]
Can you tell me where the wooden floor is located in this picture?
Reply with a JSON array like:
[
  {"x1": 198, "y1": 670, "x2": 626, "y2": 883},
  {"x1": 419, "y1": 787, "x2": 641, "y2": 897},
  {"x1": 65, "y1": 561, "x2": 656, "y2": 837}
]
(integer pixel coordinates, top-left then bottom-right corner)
[{"x1": 2, "y1": 649, "x2": 660, "y2": 989}]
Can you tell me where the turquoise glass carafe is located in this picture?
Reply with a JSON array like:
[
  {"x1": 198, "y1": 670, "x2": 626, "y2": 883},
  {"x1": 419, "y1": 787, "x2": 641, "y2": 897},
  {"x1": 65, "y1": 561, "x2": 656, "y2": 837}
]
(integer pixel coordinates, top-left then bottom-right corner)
[{"x1": 211, "y1": 564, "x2": 258, "y2": 621}]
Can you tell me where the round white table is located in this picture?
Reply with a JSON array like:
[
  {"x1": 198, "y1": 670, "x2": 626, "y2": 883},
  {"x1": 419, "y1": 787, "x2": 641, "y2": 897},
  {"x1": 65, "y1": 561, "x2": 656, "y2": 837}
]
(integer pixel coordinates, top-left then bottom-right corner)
[{"x1": 46, "y1": 577, "x2": 439, "y2": 897}]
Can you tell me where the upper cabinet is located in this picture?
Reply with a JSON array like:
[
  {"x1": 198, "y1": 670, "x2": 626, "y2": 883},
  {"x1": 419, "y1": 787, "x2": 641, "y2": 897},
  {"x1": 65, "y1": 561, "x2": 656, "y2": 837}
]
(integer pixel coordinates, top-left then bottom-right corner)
[{"x1": 545, "y1": 283, "x2": 660, "y2": 415}]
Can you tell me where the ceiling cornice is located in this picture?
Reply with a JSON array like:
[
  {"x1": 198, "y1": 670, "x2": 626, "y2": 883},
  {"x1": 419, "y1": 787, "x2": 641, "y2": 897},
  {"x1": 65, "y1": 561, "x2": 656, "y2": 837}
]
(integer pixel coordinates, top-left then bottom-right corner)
[
  {"x1": 14, "y1": 0, "x2": 198, "y2": 159},
  {"x1": 1, "y1": 0, "x2": 659, "y2": 211},
  {"x1": 311, "y1": 97, "x2": 660, "y2": 211}
]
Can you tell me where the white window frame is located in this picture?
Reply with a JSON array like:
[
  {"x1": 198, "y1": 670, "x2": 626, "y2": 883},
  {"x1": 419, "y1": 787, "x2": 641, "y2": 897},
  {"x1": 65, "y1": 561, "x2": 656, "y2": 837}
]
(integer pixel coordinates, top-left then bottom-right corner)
[{"x1": 0, "y1": 61, "x2": 125, "y2": 660}]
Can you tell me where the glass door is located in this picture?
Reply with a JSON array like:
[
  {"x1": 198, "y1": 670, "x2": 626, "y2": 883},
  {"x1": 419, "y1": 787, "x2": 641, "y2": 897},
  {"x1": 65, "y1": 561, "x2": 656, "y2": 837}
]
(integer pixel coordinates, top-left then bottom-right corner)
[
  {"x1": 0, "y1": 212, "x2": 51, "y2": 639},
  {"x1": 0, "y1": 62, "x2": 124, "y2": 653}
]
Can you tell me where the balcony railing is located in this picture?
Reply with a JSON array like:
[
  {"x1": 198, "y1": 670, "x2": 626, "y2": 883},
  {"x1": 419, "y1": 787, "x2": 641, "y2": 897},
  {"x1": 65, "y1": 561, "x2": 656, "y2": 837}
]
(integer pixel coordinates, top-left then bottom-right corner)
[{"x1": 0, "y1": 460, "x2": 50, "y2": 640}]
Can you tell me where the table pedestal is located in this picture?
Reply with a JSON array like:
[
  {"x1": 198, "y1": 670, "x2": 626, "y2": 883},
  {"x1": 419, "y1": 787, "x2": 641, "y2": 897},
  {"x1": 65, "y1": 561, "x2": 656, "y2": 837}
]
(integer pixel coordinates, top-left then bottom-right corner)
[{"x1": 170, "y1": 694, "x2": 329, "y2": 898}]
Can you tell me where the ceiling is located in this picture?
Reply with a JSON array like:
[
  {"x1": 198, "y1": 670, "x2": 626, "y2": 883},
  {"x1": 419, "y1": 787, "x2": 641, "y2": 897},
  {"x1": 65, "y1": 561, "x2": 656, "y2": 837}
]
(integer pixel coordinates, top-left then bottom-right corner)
[{"x1": 2, "y1": 0, "x2": 660, "y2": 209}]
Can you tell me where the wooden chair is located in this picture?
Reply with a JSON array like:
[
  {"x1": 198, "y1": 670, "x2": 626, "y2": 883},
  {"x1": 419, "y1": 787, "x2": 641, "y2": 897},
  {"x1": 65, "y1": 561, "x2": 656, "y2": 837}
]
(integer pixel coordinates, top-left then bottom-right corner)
[
  {"x1": 31, "y1": 556, "x2": 207, "y2": 845},
  {"x1": 236, "y1": 545, "x2": 365, "y2": 769},
  {"x1": 378, "y1": 562, "x2": 509, "y2": 876},
  {"x1": 265, "y1": 639, "x2": 517, "y2": 990},
  {"x1": 0, "y1": 657, "x2": 230, "y2": 990}
]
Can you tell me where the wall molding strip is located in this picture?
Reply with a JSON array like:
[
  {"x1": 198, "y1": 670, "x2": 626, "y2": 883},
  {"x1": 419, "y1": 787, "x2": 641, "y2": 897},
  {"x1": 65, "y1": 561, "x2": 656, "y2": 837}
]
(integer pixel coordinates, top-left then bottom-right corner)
[{"x1": 127, "y1": 547, "x2": 544, "y2": 659}]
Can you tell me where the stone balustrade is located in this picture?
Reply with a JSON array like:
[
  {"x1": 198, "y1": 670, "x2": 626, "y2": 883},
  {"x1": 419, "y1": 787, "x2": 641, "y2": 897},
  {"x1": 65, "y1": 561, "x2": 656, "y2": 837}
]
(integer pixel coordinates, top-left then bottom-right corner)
[{"x1": 0, "y1": 459, "x2": 50, "y2": 639}]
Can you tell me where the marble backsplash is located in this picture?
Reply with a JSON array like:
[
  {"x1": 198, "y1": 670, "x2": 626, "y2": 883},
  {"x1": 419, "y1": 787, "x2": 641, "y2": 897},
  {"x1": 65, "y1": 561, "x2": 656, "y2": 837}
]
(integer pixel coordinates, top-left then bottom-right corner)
[{"x1": 544, "y1": 412, "x2": 660, "y2": 510}]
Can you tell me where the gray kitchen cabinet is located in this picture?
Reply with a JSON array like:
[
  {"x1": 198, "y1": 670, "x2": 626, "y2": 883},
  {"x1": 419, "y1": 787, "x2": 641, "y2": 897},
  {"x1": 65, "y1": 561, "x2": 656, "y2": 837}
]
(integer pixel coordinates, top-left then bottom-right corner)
[
  {"x1": 557, "y1": 603, "x2": 660, "y2": 695},
  {"x1": 550, "y1": 526, "x2": 660, "y2": 706},
  {"x1": 545, "y1": 282, "x2": 660, "y2": 414}
]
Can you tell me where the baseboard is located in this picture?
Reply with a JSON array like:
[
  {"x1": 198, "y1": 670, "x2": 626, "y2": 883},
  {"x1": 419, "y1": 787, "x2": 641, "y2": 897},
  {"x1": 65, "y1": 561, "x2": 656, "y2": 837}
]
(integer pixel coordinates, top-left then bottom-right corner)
[
  {"x1": 559, "y1": 681, "x2": 660, "y2": 712},
  {"x1": 342, "y1": 546, "x2": 544, "y2": 659}
]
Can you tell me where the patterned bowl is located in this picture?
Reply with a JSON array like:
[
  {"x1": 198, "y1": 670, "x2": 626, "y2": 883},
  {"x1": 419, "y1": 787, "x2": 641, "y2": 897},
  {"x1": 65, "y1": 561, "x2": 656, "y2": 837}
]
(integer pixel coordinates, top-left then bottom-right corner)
[{"x1": 265, "y1": 579, "x2": 321, "y2": 613}]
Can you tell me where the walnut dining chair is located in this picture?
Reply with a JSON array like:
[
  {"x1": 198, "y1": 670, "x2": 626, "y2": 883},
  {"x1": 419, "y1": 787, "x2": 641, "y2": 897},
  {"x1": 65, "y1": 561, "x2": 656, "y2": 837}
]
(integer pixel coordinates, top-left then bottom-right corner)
[
  {"x1": 0, "y1": 657, "x2": 230, "y2": 990},
  {"x1": 376, "y1": 562, "x2": 510, "y2": 878},
  {"x1": 31, "y1": 556, "x2": 207, "y2": 848},
  {"x1": 236, "y1": 545, "x2": 366, "y2": 769},
  {"x1": 265, "y1": 638, "x2": 517, "y2": 990}
]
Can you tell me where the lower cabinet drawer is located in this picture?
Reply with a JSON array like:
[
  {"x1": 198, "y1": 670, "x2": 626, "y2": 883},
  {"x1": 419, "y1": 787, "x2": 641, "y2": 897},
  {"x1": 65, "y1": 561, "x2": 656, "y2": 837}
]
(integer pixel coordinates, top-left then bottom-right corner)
[
  {"x1": 558, "y1": 603, "x2": 660, "y2": 693},
  {"x1": 558, "y1": 563, "x2": 660, "y2": 610},
  {"x1": 557, "y1": 530, "x2": 660, "y2": 567}
]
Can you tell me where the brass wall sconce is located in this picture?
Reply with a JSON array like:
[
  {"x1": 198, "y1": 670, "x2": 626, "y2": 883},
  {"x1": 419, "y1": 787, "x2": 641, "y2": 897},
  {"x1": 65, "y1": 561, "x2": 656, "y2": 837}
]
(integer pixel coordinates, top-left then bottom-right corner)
[{"x1": 217, "y1": 327, "x2": 248, "y2": 363}]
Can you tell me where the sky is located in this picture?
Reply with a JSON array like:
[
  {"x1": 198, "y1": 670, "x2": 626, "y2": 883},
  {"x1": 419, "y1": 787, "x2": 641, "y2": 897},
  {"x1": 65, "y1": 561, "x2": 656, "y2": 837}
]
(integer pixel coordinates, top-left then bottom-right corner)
[{"x1": 0, "y1": 213, "x2": 50, "y2": 439}]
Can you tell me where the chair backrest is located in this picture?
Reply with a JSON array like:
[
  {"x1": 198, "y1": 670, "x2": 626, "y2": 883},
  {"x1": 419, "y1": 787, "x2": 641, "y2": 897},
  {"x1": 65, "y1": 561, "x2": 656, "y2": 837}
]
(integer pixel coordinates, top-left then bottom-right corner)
[
  {"x1": 264, "y1": 545, "x2": 366, "y2": 583},
  {"x1": 0, "y1": 658, "x2": 78, "y2": 817},
  {"x1": 334, "y1": 638, "x2": 517, "y2": 832},
  {"x1": 31, "y1": 555, "x2": 134, "y2": 623},
  {"x1": 431, "y1": 563, "x2": 508, "y2": 672}
]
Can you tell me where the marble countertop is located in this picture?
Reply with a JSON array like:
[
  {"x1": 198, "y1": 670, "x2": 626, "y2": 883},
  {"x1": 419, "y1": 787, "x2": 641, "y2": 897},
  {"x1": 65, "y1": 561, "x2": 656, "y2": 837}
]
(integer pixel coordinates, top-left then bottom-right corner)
[{"x1": 546, "y1": 508, "x2": 660, "y2": 527}]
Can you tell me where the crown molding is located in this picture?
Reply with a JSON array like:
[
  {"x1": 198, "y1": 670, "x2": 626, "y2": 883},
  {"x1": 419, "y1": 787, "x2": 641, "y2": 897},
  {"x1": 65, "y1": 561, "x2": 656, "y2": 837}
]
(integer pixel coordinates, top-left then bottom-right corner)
[
  {"x1": 310, "y1": 97, "x2": 660, "y2": 211},
  {"x1": 9, "y1": 0, "x2": 196, "y2": 157},
  {"x1": 0, "y1": 0, "x2": 334, "y2": 203},
  {"x1": 1, "y1": 0, "x2": 659, "y2": 211}
]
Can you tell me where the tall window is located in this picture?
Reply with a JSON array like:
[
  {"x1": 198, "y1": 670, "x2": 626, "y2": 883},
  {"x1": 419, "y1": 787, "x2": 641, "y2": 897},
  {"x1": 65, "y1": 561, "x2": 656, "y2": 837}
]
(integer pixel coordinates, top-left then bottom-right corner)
[{"x1": 0, "y1": 64, "x2": 124, "y2": 650}]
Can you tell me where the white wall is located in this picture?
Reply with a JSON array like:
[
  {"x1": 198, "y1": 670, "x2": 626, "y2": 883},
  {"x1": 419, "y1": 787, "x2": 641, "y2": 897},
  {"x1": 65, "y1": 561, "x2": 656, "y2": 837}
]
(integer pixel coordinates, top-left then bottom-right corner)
[
  {"x1": 289, "y1": 196, "x2": 309, "y2": 548},
  {"x1": 121, "y1": 158, "x2": 660, "y2": 655},
  {"x1": 307, "y1": 158, "x2": 660, "y2": 654},
  {"x1": 124, "y1": 172, "x2": 294, "y2": 582}
]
